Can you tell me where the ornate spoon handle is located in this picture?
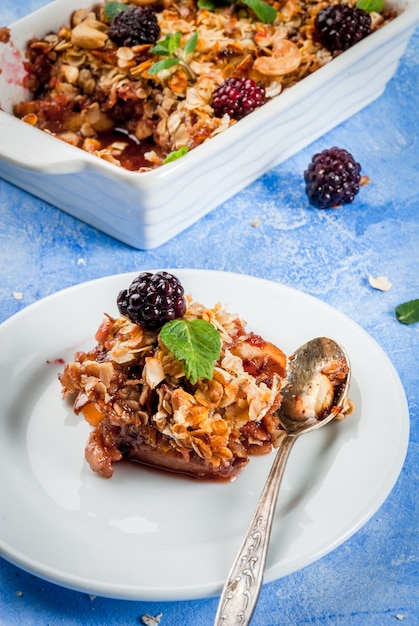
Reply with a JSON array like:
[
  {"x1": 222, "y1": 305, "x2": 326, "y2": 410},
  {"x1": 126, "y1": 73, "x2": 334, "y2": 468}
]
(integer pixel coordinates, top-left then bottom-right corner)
[{"x1": 214, "y1": 434, "x2": 297, "y2": 626}]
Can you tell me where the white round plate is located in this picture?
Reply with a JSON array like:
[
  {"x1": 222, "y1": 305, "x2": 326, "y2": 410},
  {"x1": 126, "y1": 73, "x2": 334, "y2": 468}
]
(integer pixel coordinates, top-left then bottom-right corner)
[{"x1": 0, "y1": 270, "x2": 409, "y2": 601}]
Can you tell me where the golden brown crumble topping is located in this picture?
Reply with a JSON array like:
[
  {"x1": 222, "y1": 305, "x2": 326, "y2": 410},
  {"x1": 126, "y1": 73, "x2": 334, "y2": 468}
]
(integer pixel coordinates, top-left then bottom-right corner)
[
  {"x1": 13, "y1": 0, "x2": 395, "y2": 170},
  {"x1": 59, "y1": 298, "x2": 288, "y2": 479}
]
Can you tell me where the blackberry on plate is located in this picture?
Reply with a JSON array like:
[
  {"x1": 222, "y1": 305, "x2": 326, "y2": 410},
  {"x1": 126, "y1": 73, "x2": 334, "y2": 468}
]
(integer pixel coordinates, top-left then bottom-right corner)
[
  {"x1": 313, "y1": 4, "x2": 372, "y2": 52},
  {"x1": 212, "y1": 77, "x2": 266, "y2": 120},
  {"x1": 117, "y1": 271, "x2": 187, "y2": 331},
  {"x1": 304, "y1": 147, "x2": 361, "y2": 209},
  {"x1": 108, "y1": 6, "x2": 160, "y2": 47}
]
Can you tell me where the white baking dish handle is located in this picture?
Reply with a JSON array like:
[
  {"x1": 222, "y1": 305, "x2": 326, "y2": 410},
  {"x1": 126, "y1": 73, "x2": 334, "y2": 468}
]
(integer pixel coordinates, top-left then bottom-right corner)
[{"x1": 0, "y1": 113, "x2": 85, "y2": 174}]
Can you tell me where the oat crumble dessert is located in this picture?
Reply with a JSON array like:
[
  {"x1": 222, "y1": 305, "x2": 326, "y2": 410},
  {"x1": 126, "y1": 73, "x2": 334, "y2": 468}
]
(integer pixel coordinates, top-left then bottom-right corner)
[
  {"x1": 59, "y1": 272, "x2": 288, "y2": 479},
  {"x1": 13, "y1": 0, "x2": 396, "y2": 171}
]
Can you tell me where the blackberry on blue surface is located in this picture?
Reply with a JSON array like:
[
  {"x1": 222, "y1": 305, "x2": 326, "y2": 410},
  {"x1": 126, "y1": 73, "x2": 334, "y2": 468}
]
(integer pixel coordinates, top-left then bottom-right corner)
[
  {"x1": 117, "y1": 271, "x2": 186, "y2": 330},
  {"x1": 313, "y1": 4, "x2": 372, "y2": 52},
  {"x1": 108, "y1": 6, "x2": 160, "y2": 47},
  {"x1": 304, "y1": 147, "x2": 362, "y2": 209}
]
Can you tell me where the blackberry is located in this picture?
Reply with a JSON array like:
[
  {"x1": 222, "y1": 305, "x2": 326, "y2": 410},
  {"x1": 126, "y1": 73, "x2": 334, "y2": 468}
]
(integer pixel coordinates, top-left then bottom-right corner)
[
  {"x1": 108, "y1": 6, "x2": 160, "y2": 48},
  {"x1": 117, "y1": 271, "x2": 186, "y2": 331},
  {"x1": 313, "y1": 4, "x2": 372, "y2": 53},
  {"x1": 212, "y1": 77, "x2": 266, "y2": 120},
  {"x1": 304, "y1": 147, "x2": 361, "y2": 209}
]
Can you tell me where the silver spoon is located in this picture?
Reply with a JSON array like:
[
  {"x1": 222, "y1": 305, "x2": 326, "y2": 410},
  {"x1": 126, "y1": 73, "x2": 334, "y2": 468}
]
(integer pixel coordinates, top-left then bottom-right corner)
[{"x1": 214, "y1": 336, "x2": 351, "y2": 626}]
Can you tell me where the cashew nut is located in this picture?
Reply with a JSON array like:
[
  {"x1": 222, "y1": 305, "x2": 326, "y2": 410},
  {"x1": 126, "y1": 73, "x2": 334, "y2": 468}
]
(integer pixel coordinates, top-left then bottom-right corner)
[
  {"x1": 253, "y1": 39, "x2": 302, "y2": 76},
  {"x1": 71, "y1": 21, "x2": 109, "y2": 50}
]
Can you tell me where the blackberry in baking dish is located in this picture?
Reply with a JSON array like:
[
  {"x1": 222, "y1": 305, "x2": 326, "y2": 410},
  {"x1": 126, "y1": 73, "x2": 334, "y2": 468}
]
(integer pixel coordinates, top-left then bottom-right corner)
[
  {"x1": 212, "y1": 77, "x2": 266, "y2": 120},
  {"x1": 313, "y1": 4, "x2": 372, "y2": 52},
  {"x1": 108, "y1": 6, "x2": 160, "y2": 47}
]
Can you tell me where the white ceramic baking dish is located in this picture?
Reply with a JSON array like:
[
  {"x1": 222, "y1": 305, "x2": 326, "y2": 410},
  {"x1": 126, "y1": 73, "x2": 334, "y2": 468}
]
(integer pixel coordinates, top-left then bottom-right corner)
[{"x1": 0, "y1": 0, "x2": 418, "y2": 249}]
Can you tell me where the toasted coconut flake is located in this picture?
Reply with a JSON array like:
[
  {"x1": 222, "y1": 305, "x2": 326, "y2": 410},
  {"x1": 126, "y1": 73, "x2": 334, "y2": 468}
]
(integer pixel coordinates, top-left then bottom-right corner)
[{"x1": 369, "y1": 275, "x2": 393, "y2": 291}]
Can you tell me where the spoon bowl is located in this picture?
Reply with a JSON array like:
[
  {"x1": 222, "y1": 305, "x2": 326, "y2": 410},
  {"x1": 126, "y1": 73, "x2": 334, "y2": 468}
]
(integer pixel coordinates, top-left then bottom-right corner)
[
  {"x1": 214, "y1": 337, "x2": 351, "y2": 626},
  {"x1": 279, "y1": 336, "x2": 351, "y2": 434}
]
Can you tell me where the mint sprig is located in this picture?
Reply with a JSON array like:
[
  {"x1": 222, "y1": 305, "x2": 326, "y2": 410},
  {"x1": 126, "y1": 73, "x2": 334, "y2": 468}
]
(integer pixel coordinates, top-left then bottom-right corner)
[
  {"x1": 163, "y1": 146, "x2": 189, "y2": 164},
  {"x1": 159, "y1": 318, "x2": 221, "y2": 384},
  {"x1": 395, "y1": 299, "x2": 419, "y2": 325},
  {"x1": 356, "y1": 0, "x2": 384, "y2": 13},
  {"x1": 104, "y1": 1, "x2": 130, "y2": 20},
  {"x1": 151, "y1": 31, "x2": 182, "y2": 57},
  {"x1": 197, "y1": 0, "x2": 276, "y2": 24},
  {"x1": 149, "y1": 31, "x2": 199, "y2": 81},
  {"x1": 244, "y1": 0, "x2": 277, "y2": 23},
  {"x1": 198, "y1": 0, "x2": 219, "y2": 8}
]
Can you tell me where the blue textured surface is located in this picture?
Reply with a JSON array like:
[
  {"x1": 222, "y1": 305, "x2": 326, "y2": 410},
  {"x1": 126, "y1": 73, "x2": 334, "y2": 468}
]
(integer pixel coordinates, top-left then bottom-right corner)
[{"x1": 1, "y1": 1, "x2": 418, "y2": 625}]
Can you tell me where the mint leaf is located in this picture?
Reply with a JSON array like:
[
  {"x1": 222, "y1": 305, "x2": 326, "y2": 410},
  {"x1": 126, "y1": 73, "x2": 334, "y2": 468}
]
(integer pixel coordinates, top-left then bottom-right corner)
[
  {"x1": 163, "y1": 146, "x2": 189, "y2": 164},
  {"x1": 198, "y1": 0, "x2": 216, "y2": 8},
  {"x1": 150, "y1": 43, "x2": 172, "y2": 57},
  {"x1": 104, "y1": 1, "x2": 129, "y2": 20},
  {"x1": 197, "y1": 0, "x2": 276, "y2": 24},
  {"x1": 148, "y1": 57, "x2": 180, "y2": 75},
  {"x1": 150, "y1": 32, "x2": 181, "y2": 56},
  {"x1": 243, "y1": 0, "x2": 277, "y2": 23},
  {"x1": 356, "y1": 0, "x2": 384, "y2": 12},
  {"x1": 157, "y1": 31, "x2": 181, "y2": 55},
  {"x1": 395, "y1": 299, "x2": 419, "y2": 325},
  {"x1": 149, "y1": 31, "x2": 198, "y2": 81},
  {"x1": 170, "y1": 31, "x2": 182, "y2": 54},
  {"x1": 160, "y1": 319, "x2": 221, "y2": 384},
  {"x1": 183, "y1": 31, "x2": 199, "y2": 56}
]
